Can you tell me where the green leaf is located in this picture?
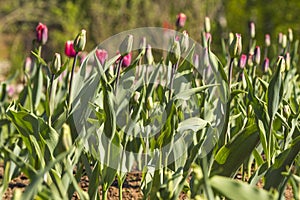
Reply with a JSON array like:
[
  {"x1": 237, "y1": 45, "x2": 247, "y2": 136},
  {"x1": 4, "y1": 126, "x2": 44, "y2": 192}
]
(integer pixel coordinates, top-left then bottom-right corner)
[
  {"x1": 212, "y1": 124, "x2": 259, "y2": 177},
  {"x1": 264, "y1": 134, "x2": 300, "y2": 190},
  {"x1": 267, "y1": 57, "x2": 283, "y2": 120},
  {"x1": 177, "y1": 117, "x2": 209, "y2": 133},
  {"x1": 173, "y1": 84, "x2": 218, "y2": 101},
  {"x1": 210, "y1": 175, "x2": 278, "y2": 200}
]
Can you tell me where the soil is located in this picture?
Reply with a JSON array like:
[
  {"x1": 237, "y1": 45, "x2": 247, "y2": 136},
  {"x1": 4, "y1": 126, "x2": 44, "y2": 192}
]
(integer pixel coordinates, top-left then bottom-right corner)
[{"x1": 0, "y1": 163, "x2": 294, "y2": 199}]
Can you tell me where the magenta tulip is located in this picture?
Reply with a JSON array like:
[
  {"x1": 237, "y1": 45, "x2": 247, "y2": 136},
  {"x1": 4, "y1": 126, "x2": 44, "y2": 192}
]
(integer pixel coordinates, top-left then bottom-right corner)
[
  {"x1": 239, "y1": 54, "x2": 247, "y2": 69},
  {"x1": 36, "y1": 22, "x2": 48, "y2": 45},
  {"x1": 65, "y1": 41, "x2": 77, "y2": 58},
  {"x1": 122, "y1": 52, "x2": 132, "y2": 67}
]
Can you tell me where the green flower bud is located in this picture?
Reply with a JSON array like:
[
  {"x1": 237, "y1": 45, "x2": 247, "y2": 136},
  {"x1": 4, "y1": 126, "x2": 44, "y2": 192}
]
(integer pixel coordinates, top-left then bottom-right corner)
[
  {"x1": 139, "y1": 37, "x2": 146, "y2": 56},
  {"x1": 168, "y1": 39, "x2": 181, "y2": 64},
  {"x1": 50, "y1": 53, "x2": 61, "y2": 75},
  {"x1": 283, "y1": 105, "x2": 291, "y2": 119},
  {"x1": 180, "y1": 30, "x2": 189, "y2": 53},
  {"x1": 229, "y1": 33, "x2": 242, "y2": 58},
  {"x1": 282, "y1": 34, "x2": 287, "y2": 48},
  {"x1": 146, "y1": 96, "x2": 153, "y2": 110},
  {"x1": 74, "y1": 29, "x2": 86, "y2": 53},
  {"x1": 288, "y1": 28, "x2": 293, "y2": 42},
  {"x1": 119, "y1": 34, "x2": 133, "y2": 56},
  {"x1": 62, "y1": 123, "x2": 72, "y2": 151},
  {"x1": 145, "y1": 44, "x2": 154, "y2": 65},
  {"x1": 204, "y1": 16, "x2": 211, "y2": 33},
  {"x1": 285, "y1": 52, "x2": 291, "y2": 71}
]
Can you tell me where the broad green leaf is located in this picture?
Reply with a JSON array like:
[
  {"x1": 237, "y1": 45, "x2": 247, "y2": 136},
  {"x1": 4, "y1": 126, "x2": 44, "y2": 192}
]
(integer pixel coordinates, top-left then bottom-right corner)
[
  {"x1": 212, "y1": 124, "x2": 259, "y2": 177},
  {"x1": 210, "y1": 175, "x2": 278, "y2": 200}
]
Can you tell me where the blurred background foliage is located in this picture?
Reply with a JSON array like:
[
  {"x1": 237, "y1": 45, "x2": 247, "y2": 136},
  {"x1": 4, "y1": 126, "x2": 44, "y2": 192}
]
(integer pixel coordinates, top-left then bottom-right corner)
[{"x1": 0, "y1": 0, "x2": 300, "y2": 77}]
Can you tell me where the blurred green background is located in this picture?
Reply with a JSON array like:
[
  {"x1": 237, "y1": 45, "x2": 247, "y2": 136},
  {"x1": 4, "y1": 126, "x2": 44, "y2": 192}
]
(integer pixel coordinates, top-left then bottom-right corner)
[{"x1": 1, "y1": 0, "x2": 300, "y2": 77}]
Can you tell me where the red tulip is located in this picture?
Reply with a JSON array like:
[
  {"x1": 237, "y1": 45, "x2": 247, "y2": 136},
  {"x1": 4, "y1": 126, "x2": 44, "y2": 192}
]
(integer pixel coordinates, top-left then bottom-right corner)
[
  {"x1": 36, "y1": 22, "x2": 48, "y2": 45},
  {"x1": 96, "y1": 49, "x2": 108, "y2": 65},
  {"x1": 65, "y1": 41, "x2": 77, "y2": 57}
]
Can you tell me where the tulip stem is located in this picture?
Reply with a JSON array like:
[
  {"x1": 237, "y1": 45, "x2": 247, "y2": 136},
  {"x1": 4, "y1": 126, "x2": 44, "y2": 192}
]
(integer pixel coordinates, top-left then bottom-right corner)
[
  {"x1": 115, "y1": 58, "x2": 123, "y2": 95},
  {"x1": 67, "y1": 53, "x2": 78, "y2": 112},
  {"x1": 169, "y1": 61, "x2": 178, "y2": 101}
]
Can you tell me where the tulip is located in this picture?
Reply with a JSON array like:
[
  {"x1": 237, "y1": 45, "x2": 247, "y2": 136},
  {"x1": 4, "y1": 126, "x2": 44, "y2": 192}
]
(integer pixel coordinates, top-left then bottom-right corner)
[
  {"x1": 23, "y1": 57, "x2": 32, "y2": 74},
  {"x1": 176, "y1": 13, "x2": 187, "y2": 29},
  {"x1": 96, "y1": 49, "x2": 108, "y2": 65},
  {"x1": 229, "y1": 33, "x2": 242, "y2": 58},
  {"x1": 119, "y1": 34, "x2": 133, "y2": 56},
  {"x1": 50, "y1": 53, "x2": 61, "y2": 75},
  {"x1": 265, "y1": 34, "x2": 271, "y2": 47},
  {"x1": 74, "y1": 29, "x2": 86, "y2": 53},
  {"x1": 180, "y1": 30, "x2": 189, "y2": 53},
  {"x1": 65, "y1": 41, "x2": 77, "y2": 57},
  {"x1": 249, "y1": 22, "x2": 255, "y2": 39},
  {"x1": 146, "y1": 45, "x2": 154, "y2": 65},
  {"x1": 285, "y1": 52, "x2": 290, "y2": 71},
  {"x1": 36, "y1": 22, "x2": 48, "y2": 45},
  {"x1": 204, "y1": 17, "x2": 211, "y2": 33},
  {"x1": 253, "y1": 46, "x2": 261, "y2": 65},
  {"x1": 239, "y1": 54, "x2": 247, "y2": 69},
  {"x1": 122, "y1": 52, "x2": 132, "y2": 67},
  {"x1": 288, "y1": 28, "x2": 293, "y2": 42},
  {"x1": 263, "y1": 57, "x2": 269, "y2": 73}
]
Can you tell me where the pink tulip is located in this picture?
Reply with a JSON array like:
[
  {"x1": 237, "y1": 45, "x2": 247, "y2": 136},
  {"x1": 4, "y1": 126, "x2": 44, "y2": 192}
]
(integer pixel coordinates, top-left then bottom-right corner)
[
  {"x1": 263, "y1": 57, "x2": 269, "y2": 73},
  {"x1": 96, "y1": 49, "x2": 108, "y2": 65},
  {"x1": 176, "y1": 13, "x2": 187, "y2": 29},
  {"x1": 122, "y1": 52, "x2": 132, "y2": 68},
  {"x1": 239, "y1": 54, "x2": 247, "y2": 69},
  {"x1": 36, "y1": 22, "x2": 48, "y2": 45},
  {"x1": 65, "y1": 41, "x2": 77, "y2": 57}
]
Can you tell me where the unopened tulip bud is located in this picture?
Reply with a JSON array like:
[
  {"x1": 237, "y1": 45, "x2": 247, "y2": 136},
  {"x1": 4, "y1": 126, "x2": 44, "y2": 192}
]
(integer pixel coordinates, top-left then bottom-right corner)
[
  {"x1": 278, "y1": 33, "x2": 283, "y2": 45},
  {"x1": 139, "y1": 37, "x2": 146, "y2": 56},
  {"x1": 265, "y1": 34, "x2": 271, "y2": 47},
  {"x1": 74, "y1": 29, "x2": 86, "y2": 53},
  {"x1": 180, "y1": 30, "x2": 189, "y2": 53},
  {"x1": 283, "y1": 105, "x2": 291, "y2": 119},
  {"x1": 96, "y1": 49, "x2": 108, "y2": 65},
  {"x1": 277, "y1": 56, "x2": 286, "y2": 72},
  {"x1": 23, "y1": 57, "x2": 32, "y2": 74},
  {"x1": 239, "y1": 54, "x2": 247, "y2": 69},
  {"x1": 249, "y1": 22, "x2": 255, "y2": 39},
  {"x1": 176, "y1": 13, "x2": 187, "y2": 29},
  {"x1": 146, "y1": 44, "x2": 154, "y2": 65},
  {"x1": 204, "y1": 16, "x2": 211, "y2": 33},
  {"x1": 119, "y1": 34, "x2": 133, "y2": 56},
  {"x1": 228, "y1": 32, "x2": 234, "y2": 46},
  {"x1": 50, "y1": 53, "x2": 61, "y2": 75},
  {"x1": 36, "y1": 22, "x2": 48, "y2": 45},
  {"x1": 62, "y1": 123, "x2": 72, "y2": 151},
  {"x1": 65, "y1": 41, "x2": 76, "y2": 57},
  {"x1": 229, "y1": 33, "x2": 242, "y2": 58},
  {"x1": 263, "y1": 57, "x2": 269, "y2": 73},
  {"x1": 169, "y1": 39, "x2": 181, "y2": 64},
  {"x1": 288, "y1": 28, "x2": 293, "y2": 42},
  {"x1": 285, "y1": 52, "x2": 291, "y2": 71},
  {"x1": 122, "y1": 52, "x2": 132, "y2": 67},
  {"x1": 282, "y1": 34, "x2": 287, "y2": 48},
  {"x1": 247, "y1": 53, "x2": 254, "y2": 67},
  {"x1": 146, "y1": 96, "x2": 154, "y2": 110},
  {"x1": 253, "y1": 46, "x2": 261, "y2": 65}
]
